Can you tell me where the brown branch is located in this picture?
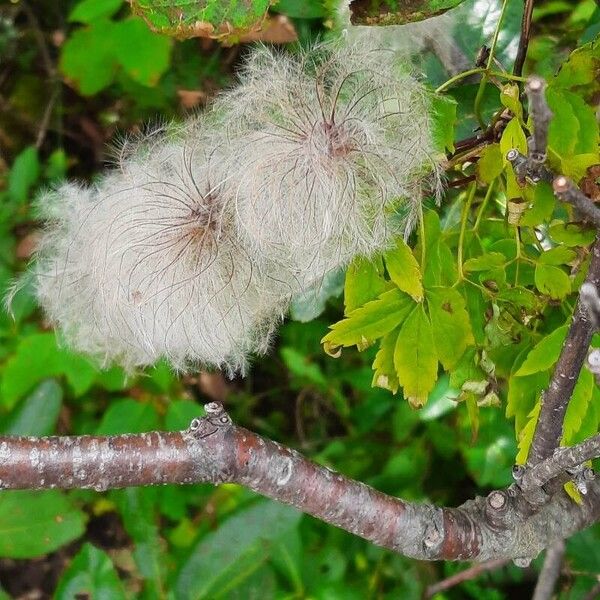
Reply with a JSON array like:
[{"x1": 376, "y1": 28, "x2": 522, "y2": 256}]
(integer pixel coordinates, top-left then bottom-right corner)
[
  {"x1": 0, "y1": 402, "x2": 600, "y2": 562},
  {"x1": 424, "y1": 558, "x2": 510, "y2": 598},
  {"x1": 554, "y1": 176, "x2": 600, "y2": 230},
  {"x1": 521, "y1": 434, "x2": 600, "y2": 495},
  {"x1": 525, "y1": 77, "x2": 552, "y2": 165},
  {"x1": 528, "y1": 238, "x2": 600, "y2": 465},
  {"x1": 532, "y1": 540, "x2": 566, "y2": 600},
  {"x1": 513, "y1": 0, "x2": 534, "y2": 77}
]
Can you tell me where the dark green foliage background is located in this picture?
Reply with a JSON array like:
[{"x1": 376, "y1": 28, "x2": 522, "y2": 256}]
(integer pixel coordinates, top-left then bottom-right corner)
[{"x1": 0, "y1": 0, "x2": 599, "y2": 597}]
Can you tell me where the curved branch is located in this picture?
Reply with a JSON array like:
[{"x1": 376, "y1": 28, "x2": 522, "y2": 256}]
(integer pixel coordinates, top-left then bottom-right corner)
[{"x1": 0, "y1": 402, "x2": 599, "y2": 562}]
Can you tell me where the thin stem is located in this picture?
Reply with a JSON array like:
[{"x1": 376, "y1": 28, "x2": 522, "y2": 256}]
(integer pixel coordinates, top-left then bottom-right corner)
[{"x1": 473, "y1": 178, "x2": 496, "y2": 232}]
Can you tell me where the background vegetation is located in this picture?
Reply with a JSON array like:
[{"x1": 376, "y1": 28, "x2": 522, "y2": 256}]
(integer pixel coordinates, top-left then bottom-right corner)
[{"x1": 0, "y1": 0, "x2": 599, "y2": 597}]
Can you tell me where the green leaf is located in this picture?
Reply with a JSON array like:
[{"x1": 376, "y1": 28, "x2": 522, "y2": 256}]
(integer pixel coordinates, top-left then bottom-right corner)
[
  {"x1": 8, "y1": 146, "x2": 40, "y2": 204},
  {"x1": 477, "y1": 143, "x2": 503, "y2": 183},
  {"x1": 384, "y1": 239, "x2": 423, "y2": 301},
  {"x1": 349, "y1": 0, "x2": 467, "y2": 25},
  {"x1": 538, "y1": 246, "x2": 577, "y2": 265},
  {"x1": 500, "y1": 117, "x2": 528, "y2": 164},
  {"x1": 553, "y1": 36, "x2": 600, "y2": 94},
  {"x1": 111, "y1": 488, "x2": 163, "y2": 593},
  {"x1": 515, "y1": 325, "x2": 569, "y2": 376},
  {"x1": 112, "y1": 18, "x2": 172, "y2": 87},
  {"x1": 1, "y1": 379, "x2": 62, "y2": 436},
  {"x1": 96, "y1": 398, "x2": 160, "y2": 434},
  {"x1": 393, "y1": 305, "x2": 438, "y2": 407},
  {"x1": 130, "y1": 0, "x2": 272, "y2": 40},
  {"x1": 426, "y1": 287, "x2": 474, "y2": 371},
  {"x1": 69, "y1": 0, "x2": 123, "y2": 23},
  {"x1": 516, "y1": 401, "x2": 541, "y2": 464},
  {"x1": 1, "y1": 333, "x2": 96, "y2": 408},
  {"x1": 563, "y1": 369, "x2": 594, "y2": 445},
  {"x1": 55, "y1": 543, "x2": 126, "y2": 600},
  {"x1": 291, "y1": 268, "x2": 344, "y2": 322},
  {"x1": 534, "y1": 263, "x2": 571, "y2": 299},
  {"x1": 322, "y1": 288, "x2": 415, "y2": 355},
  {"x1": 500, "y1": 83, "x2": 523, "y2": 122},
  {"x1": 175, "y1": 500, "x2": 301, "y2": 600},
  {"x1": 372, "y1": 329, "x2": 400, "y2": 394},
  {"x1": 546, "y1": 88, "x2": 579, "y2": 159},
  {"x1": 519, "y1": 181, "x2": 556, "y2": 226},
  {"x1": 431, "y1": 94, "x2": 457, "y2": 153},
  {"x1": 165, "y1": 400, "x2": 204, "y2": 431},
  {"x1": 548, "y1": 221, "x2": 596, "y2": 246},
  {"x1": 0, "y1": 491, "x2": 86, "y2": 558},
  {"x1": 463, "y1": 252, "x2": 507, "y2": 272},
  {"x1": 419, "y1": 210, "x2": 457, "y2": 287},
  {"x1": 344, "y1": 257, "x2": 386, "y2": 314},
  {"x1": 60, "y1": 20, "x2": 119, "y2": 95},
  {"x1": 507, "y1": 370, "x2": 548, "y2": 434}
]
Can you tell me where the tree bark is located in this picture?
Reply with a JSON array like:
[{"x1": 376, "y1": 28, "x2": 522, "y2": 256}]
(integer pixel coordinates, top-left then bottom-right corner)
[{"x1": 0, "y1": 402, "x2": 599, "y2": 562}]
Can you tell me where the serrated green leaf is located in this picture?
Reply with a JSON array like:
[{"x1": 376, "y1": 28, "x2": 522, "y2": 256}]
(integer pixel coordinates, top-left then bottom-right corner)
[
  {"x1": 463, "y1": 252, "x2": 507, "y2": 272},
  {"x1": 563, "y1": 368, "x2": 595, "y2": 445},
  {"x1": 516, "y1": 401, "x2": 541, "y2": 464},
  {"x1": 477, "y1": 143, "x2": 504, "y2": 183},
  {"x1": 372, "y1": 329, "x2": 400, "y2": 394},
  {"x1": 539, "y1": 246, "x2": 577, "y2": 265},
  {"x1": 393, "y1": 305, "x2": 438, "y2": 407},
  {"x1": 69, "y1": 0, "x2": 123, "y2": 23},
  {"x1": 175, "y1": 500, "x2": 301, "y2": 600},
  {"x1": 553, "y1": 37, "x2": 600, "y2": 94},
  {"x1": 322, "y1": 288, "x2": 414, "y2": 355},
  {"x1": 426, "y1": 287, "x2": 474, "y2": 371},
  {"x1": 515, "y1": 325, "x2": 569, "y2": 376},
  {"x1": 55, "y1": 543, "x2": 127, "y2": 600},
  {"x1": 534, "y1": 263, "x2": 571, "y2": 299},
  {"x1": 419, "y1": 210, "x2": 457, "y2": 287},
  {"x1": 0, "y1": 491, "x2": 86, "y2": 558},
  {"x1": 344, "y1": 257, "x2": 386, "y2": 315},
  {"x1": 384, "y1": 239, "x2": 423, "y2": 301}
]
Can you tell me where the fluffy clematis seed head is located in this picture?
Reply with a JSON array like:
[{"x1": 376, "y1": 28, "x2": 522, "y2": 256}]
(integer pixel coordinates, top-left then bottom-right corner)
[
  {"x1": 216, "y1": 40, "x2": 441, "y2": 292},
  {"x1": 31, "y1": 130, "x2": 283, "y2": 374}
]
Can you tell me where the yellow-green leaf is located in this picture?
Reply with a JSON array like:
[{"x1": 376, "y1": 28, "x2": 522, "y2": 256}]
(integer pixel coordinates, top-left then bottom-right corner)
[
  {"x1": 534, "y1": 263, "x2": 571, "y2": 299},
  {"x1": 516, "y1": 401, "x2": 541, "y2": 464},
  {"x1": 372, "y1": 329, "x2": 400, "y2": 394},
  {"x1": 384, "y1": 239, "x2": 423, "y2": 301},
  {"x1": 500, "y1": 83, "x2": 523, "y2": 122},
  {"x1": 515, "y1": 325, "x2": 569, "y2": 376},
  {"x1": 427, "y1": 287, "x2": 474, "y2": 371},
  {"x1": 477, "y1": 143, "x2": 503, "y2": 183},
  {"x1": 322, "y1": 289, "x2": 414, "y2": 356},
  {"x1": 500, "y1": 117, "x2": 528, "y2": 165},
  {"x1": 394, "y1": 305, "x2": 438, "y2": 407},
  {"x1": 344, "y1": 256, "x2": 387, "y2": 314},
  {"x1": 563, "y1": 368, "x2": 594, "y2": 445}
]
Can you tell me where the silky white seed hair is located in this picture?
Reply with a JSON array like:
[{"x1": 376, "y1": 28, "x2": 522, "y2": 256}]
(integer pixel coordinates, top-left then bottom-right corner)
[{"x1": 216, "y1": 39, "x2": 441, "y2": 293}]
